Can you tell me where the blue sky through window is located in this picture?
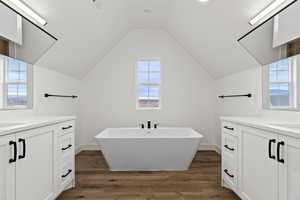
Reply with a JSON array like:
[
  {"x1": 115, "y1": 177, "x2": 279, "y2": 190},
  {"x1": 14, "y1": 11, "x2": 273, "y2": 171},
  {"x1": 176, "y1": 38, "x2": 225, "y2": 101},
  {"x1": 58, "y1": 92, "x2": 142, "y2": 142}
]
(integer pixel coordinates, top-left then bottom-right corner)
[
  {"x1": 137, "y1": 60, "x2": 160, "y2": 107},
  {"x1": 269, "y1": 58, "x2": 290, "y2": 107}
]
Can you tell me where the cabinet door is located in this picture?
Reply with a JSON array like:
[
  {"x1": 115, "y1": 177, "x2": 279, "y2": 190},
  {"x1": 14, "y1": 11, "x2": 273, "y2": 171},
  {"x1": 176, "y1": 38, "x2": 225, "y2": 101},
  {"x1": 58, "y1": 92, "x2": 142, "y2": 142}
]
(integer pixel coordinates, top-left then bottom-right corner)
[
  {"x1": 239, "y1": 127, "x2": 278, "y2": 200},
  {"x1": 278, "y1": 136, "x2": 300, "y2": 200},
  {"x1": 0, "y1": 135, "x2": 16, "y2": 200},
  {"x1": 15, "y1": 126, "x2": 55, "y2": 200}
]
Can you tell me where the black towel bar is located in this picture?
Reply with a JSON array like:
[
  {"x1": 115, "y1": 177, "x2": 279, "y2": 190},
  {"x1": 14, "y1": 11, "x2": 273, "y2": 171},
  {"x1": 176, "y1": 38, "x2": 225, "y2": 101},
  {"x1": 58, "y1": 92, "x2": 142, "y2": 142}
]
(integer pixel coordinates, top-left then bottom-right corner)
[
  {"x1": 218, "y1": 93, "x2": 252, "y2": 98},
  {"x1": 44, "y1": 93, "x2": 78, "y2": 98}
]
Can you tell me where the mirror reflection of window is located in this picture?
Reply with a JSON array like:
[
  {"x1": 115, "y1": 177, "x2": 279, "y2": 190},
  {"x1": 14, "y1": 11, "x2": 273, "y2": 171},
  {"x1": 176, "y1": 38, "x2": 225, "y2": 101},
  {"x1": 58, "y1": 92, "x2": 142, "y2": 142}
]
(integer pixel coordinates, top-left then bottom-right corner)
[
  {"x1": 0, "y1": 54, "x2": 32, "y2": 109},
  {"x1": 269, "y1": 59, "x2": 290, "y2": 107},
  {"x1": 263, "y1": 55, "x2": 298, "y2": 110}
]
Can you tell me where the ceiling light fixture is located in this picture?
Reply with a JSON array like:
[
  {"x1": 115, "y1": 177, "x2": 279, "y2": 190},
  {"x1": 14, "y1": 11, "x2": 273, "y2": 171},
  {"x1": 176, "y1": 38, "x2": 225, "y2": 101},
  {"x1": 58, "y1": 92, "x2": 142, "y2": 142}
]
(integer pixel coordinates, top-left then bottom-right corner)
[
  {"x1": 1, "y1": 0, "x2": 47, "y2": 26},
  {"x1": 249, "y1": 0, "x2": 295, "y2": 26},
  {"x1": 197, "y1": 0, "x2": 210, "y2": 2}
]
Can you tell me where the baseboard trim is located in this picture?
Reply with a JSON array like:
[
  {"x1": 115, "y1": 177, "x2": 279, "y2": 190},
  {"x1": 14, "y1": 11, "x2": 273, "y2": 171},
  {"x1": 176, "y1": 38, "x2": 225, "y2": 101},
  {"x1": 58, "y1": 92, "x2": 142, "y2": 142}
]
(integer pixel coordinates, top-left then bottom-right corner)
[
  {"x1": 76, "y1": 144, "x2": 221, "y2": 155},
  {"x1": 76, "y1": 144, "x2": 100, "y2": 154},
  {"x1": 198, "y1": 144, "x2": 221, "y2": 154}
]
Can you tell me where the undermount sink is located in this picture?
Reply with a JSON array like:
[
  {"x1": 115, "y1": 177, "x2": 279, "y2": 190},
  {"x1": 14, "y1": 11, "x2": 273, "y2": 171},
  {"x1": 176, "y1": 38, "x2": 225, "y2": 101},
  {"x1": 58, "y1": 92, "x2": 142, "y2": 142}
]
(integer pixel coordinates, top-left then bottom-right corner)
[
  {"x1": 0, "y1": 122, "x2": 25, "y2": 129},
  {"x1": 270, "y1": 124, "x2": 300, "y2": 129}
]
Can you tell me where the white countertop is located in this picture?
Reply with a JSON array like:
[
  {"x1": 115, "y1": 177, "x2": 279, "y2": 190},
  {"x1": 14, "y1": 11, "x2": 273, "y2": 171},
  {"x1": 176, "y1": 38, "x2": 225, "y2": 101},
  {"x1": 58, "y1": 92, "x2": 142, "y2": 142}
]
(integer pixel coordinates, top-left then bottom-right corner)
[
  {"x1": 0, "y1": 116, "x2": 76, "y2": 137},
  {"x1": 221, "y1": 116, "x2": 300, "y2": 139}
]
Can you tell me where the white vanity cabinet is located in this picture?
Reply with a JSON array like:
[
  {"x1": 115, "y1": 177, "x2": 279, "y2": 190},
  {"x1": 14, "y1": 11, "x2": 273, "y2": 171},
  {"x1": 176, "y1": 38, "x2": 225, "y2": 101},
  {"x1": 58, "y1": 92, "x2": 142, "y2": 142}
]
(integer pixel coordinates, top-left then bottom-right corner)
[
  {"x1": 0, "y1": 119, "x2": 75, "y2": 200},
  {"x1": 278, "y1": 136, "x2": 300, "y2": 200},
  {"x1": 0, "y1": 134, "x2": 15, "y2": 200},
  {"x1": 239, "y1": 127, "x2": 278, "y2": 200},
  {"x1": 221, "y1": 119, "x2": 300, "y2": 200},
  {"x1": 15, "y1": 126, "x2": 56, "y2": 200},
  {"x1": 221, "y1": 122, "x2": 238, "y2": 193}
]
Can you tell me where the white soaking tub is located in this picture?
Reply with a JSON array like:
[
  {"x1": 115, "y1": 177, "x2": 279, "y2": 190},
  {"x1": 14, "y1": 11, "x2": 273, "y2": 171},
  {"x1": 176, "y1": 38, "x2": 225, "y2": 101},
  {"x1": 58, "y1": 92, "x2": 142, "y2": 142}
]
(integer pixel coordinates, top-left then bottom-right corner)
[{"x1": 95, "y1": 128, "x2": 203, "y2": 171}]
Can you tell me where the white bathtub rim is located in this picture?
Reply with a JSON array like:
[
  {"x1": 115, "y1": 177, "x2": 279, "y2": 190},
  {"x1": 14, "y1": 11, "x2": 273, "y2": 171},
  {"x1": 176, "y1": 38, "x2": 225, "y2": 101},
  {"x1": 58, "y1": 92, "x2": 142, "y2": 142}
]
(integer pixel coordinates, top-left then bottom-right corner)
[{"x1": 95, "y1": 127, "x2": 204, "y2": 139}]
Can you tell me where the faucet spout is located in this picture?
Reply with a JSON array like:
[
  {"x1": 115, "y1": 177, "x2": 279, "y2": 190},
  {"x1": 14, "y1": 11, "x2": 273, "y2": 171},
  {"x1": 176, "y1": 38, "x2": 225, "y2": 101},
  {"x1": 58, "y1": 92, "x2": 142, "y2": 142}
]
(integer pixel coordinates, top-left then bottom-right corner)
[{"x1": 147, "y1": 120, "x2": 151, "y2": 129}]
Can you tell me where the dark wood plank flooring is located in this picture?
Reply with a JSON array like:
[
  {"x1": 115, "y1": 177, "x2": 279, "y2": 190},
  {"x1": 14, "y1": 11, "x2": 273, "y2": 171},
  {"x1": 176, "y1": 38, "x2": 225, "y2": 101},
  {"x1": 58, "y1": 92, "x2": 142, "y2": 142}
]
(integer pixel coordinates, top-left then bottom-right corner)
[{"x1": 57, "y1": 151, "x2": 240, "y2": 200}]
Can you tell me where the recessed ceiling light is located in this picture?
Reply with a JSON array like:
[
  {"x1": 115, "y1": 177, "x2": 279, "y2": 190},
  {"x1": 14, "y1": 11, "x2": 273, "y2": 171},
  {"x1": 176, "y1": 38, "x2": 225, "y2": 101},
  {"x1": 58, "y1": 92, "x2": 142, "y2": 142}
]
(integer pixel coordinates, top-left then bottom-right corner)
[
  {"x1": 197, "y1": 0, "x2": 210, "y2": 3},
  {"x1": 1, "y1": 0, "x2": 47, "y2": 26}
]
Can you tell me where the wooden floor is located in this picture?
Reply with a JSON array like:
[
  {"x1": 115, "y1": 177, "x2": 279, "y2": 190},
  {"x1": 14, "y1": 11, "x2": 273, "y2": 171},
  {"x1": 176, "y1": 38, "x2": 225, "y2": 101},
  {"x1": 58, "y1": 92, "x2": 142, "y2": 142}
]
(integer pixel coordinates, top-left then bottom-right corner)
[{"x1": 57, "y1": 151, "x2": 240, "y2": 200}]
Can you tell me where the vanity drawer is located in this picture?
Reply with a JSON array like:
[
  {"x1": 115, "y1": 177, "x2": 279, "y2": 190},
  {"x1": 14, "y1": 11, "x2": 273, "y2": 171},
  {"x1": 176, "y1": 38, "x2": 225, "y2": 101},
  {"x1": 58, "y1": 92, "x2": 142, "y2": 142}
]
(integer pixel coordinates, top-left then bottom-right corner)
[
  {"x1": 60, "y1": 159, "x2": 75, "y2": 189},
  {"x1": 222, "y1": 133, "x2": 237, "y2": 156},
  {"x1": 60, "y1": 132, "x2": 74, "y2": 158},
  {"x1": 222, "y1": 155, "x2": 237, "y2": 190},
  {"x1": 222, "y1": 122, "x2": 237, "y2": 136},
  {"x1": 58, "y1": 120, "x2": 75, "y2": 136}
]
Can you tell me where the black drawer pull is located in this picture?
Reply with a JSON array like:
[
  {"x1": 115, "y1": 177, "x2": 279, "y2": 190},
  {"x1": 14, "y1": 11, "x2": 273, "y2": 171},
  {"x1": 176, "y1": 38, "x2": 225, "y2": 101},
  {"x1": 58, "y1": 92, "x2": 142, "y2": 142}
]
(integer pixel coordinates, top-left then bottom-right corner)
[
  {"x1": 62, "y1": 169, "x2": 72, "y2": 178},
  {"x1": 62, "y1": 144, "x2": 72, "y2": 151},
  {"x1": 224, "y1": 169, "x2": 234, "y2": 178},
  {"x1": 62, "y1": 125, "x2": 72, "y2": 130},
  {"x1": 224, "y1": 145, "x2": 235, "y2": 151},
  {"x1": 9, "y1": 141, "x2": 17, "y2": 163},
  {"x1": 268, "y1": 139, "x2": 276, "y2": 160},
  {"x1": 277, "y1": 141, "x2": 285, "y2": 164},
  {"x1": 18, "y1": 139, "x2": 26, "y2": 160},
  {"x1": 224, "y1": 126, "x2": 234, "y2": 131}
]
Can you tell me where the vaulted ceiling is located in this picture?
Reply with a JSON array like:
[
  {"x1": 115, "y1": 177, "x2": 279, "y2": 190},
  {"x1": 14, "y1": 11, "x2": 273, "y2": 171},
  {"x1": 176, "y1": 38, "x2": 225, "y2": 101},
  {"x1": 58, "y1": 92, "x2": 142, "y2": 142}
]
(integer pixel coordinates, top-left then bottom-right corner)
[{"x1": 23, "y1": 0, "x2": 275, "y2": 79}]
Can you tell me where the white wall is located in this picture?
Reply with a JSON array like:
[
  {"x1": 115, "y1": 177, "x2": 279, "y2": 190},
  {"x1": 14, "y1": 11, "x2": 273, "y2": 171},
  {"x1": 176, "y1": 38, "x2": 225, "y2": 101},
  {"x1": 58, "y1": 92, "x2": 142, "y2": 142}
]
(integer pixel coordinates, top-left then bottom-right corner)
[
  {"x1": 78, "y1": 29, "x2": 216, "y2": 149},
  {"x1": 215, "y1": 66, "x2": 300, "y2": 148},
  {"x1": 0, "y1": 66, "x2": 80, "y2": 145}
]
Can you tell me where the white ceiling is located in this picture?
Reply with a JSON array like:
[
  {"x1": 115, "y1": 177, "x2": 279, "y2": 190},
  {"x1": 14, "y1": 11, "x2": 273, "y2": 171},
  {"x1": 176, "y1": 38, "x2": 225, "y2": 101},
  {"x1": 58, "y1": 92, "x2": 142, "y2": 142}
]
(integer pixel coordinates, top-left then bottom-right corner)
[{"x1": 22, "y1": 0, "x2": 275, "y2": 79}]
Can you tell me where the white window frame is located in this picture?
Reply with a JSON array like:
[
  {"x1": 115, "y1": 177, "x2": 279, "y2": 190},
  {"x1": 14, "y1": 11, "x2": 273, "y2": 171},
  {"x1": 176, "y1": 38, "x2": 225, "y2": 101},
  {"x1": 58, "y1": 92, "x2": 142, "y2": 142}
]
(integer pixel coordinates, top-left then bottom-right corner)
[
  {"x1": 262, "y1": 55, "x2": 298, "y2": 111},
  {"x1": 135, "y1": 58, "x2": 162, "y2": 110},
  {"x1": 1, "y1": 56, "x2": 33, "y2": 110}
]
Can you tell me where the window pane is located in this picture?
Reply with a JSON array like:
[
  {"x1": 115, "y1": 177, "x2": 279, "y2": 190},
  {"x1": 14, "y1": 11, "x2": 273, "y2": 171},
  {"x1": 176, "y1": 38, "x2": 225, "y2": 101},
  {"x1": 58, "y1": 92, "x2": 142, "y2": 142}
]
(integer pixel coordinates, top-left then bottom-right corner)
[
  {"x1": 7, "y1": 58, "x2": 27, "y2": 83},
  {"x1": 138, "y1": 86, "x2": 148, "y2": 98},
  {"x1": 19, "y1": 71, "x2": 27, "y2": 82},
  {"x1": 270, "y1": 59, "x2": 289, "y2": 71},
  {"x1": 138, "y1": 72, "x2": 148, "y2": 83},
  {"x1": 269, "y1": 84, "x2": 289, "y2": 95},
  {"x1": 149, "y1": 61, "x2": 160, "y2": 72},
  {"x1": 137, "y1": 60, "x2": 160, "y2": 109},
  {"x1": 8, "y1": 59, "x2": 19, "y2": 71},
  {"x1": 19, "y1": 62, "x2": 27, "y2": 72},
  {"x1": 138, "y1": 61, "x2": 148, "y2": 72},
  {"x1": 7, "y1": 71, "x2": 19, "y2": 82},
  {"x1": 269, "y1": 70, "x2": 289, "y2": 82},
  {"x1": 270, "y1": 95, "x2": 289, "y2": 107},
  {"x1": 149, "y1": 86, "x2": 159, "y2": 97},
  {"x1": 149, "y1": 72, "x2": 160, "y2": 83},
  {"x1": 269, "y1": 83, "x2": 289, "y2": 107},
  {"x1": 7, "y1": 84, "x2": 27, "y2": 106}
]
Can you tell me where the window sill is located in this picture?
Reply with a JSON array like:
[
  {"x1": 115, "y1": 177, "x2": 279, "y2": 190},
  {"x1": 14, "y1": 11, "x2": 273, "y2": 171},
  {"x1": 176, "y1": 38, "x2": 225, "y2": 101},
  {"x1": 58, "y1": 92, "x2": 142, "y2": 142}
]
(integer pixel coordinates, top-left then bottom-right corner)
[{"x1": 265, "y1": 106, "x2": 298, "y2": 111}]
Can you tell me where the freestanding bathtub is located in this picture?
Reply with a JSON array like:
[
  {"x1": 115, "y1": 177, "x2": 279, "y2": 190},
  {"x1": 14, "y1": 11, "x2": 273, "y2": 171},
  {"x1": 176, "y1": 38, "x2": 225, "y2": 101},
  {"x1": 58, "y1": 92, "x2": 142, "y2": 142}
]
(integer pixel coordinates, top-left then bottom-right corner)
[{"x1": 95, "y1": 128, "x2": 203, "y2": 171}]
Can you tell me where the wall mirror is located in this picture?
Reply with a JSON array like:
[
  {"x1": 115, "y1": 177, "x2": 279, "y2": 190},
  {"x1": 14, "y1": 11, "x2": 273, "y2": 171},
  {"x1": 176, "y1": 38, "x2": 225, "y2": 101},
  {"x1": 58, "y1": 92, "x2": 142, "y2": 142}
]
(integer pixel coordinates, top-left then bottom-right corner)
[
  {"x1": 0, "y1": 1, "x2": 57, "y2": 65},
  {"x1": 238, "y1": 0, "x2": 300, "y2": 65},
  {"x1": 0, "y1": 2, "x2": 57, "y2": 110},
  {"x1": 238, "y1": 0, "x2": 300, "y2": 111}
]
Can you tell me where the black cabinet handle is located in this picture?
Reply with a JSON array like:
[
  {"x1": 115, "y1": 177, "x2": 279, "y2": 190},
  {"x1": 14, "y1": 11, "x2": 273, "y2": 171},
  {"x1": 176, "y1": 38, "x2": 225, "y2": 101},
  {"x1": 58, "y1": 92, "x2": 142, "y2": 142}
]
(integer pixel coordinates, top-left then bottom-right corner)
[
  {"x1": 62, "y1": 144, "x2": 72, "y2": 151},
  {"x1": 277, "y1": 141, "x2": 285, "y2": 164},
  {"x1": 224, "y1": 126, "x2": 234, "y2": 131},
  {"x1": 62, "y1": 125, "x2": 72, "y2": 130},
  {"x1": 18, "y1": 139, "x2": 26, "y2": 160},
  {"x1": 62, "y1": 169, "x2": 72, "y2": 178},
  {"x1": 9, "y1": 141, "x2": 17, "y2": 163},
  {"x1": 268, "y1": 139, "x2": 276, "y2": 160},
  {"x1": 224, "y1": 145, "x2": 235, "y2": 151},
  {"x1": 224, "y1": 169, "x2": 234, "y2": 178}
]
